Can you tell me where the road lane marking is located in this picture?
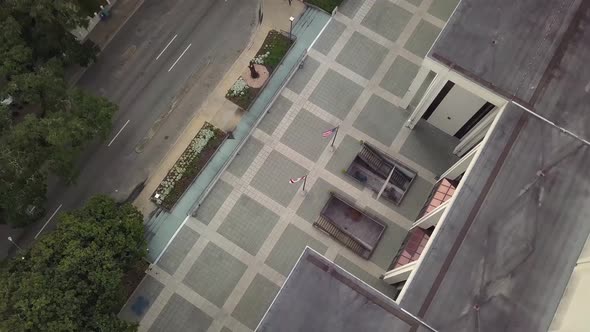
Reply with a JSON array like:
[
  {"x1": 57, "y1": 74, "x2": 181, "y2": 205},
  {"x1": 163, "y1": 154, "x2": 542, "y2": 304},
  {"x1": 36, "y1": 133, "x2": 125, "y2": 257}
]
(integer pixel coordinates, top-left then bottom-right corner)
[
  {"x1": 108, "y1": 120, "x2": 130, "y2": 147},
  {"x1": 168, "y1": 44, "x2": 192, "y2": 72},
  {"x1": 156, "y1": 34, "x2": 177, "y2": 60},
  {"x1": 35, "y1": 204, "x2": 63, "y2": 239}
]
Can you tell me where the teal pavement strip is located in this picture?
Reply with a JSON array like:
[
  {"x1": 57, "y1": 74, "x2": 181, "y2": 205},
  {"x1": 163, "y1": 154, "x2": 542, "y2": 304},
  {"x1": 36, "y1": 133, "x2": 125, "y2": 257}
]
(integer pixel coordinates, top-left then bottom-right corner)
[{"x1": 145, "y1": 8, "x2": 330, "y2": 262}]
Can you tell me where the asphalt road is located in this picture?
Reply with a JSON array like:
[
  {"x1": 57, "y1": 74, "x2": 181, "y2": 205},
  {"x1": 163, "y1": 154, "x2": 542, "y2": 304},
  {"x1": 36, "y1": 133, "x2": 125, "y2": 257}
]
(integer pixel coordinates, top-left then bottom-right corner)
[{"x1": 7, "y1": 0, "x2": 258, "y2": 255}]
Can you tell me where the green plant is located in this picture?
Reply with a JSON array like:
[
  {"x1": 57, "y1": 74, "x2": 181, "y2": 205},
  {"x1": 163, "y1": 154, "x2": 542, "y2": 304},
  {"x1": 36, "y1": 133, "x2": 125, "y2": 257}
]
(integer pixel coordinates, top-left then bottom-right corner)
[{"x1": 304, "y1": 0, "x2": 342, "y2": 13}]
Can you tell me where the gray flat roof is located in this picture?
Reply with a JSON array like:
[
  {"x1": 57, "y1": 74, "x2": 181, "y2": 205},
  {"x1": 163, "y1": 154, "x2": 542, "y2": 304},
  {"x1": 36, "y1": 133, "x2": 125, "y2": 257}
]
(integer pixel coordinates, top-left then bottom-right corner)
[
  {"x1": 429, "y1": 0, "x2": 581, "y2": 104},
  {"x1": 256, "y1": 248, "x2": 434, "y2": 332}
]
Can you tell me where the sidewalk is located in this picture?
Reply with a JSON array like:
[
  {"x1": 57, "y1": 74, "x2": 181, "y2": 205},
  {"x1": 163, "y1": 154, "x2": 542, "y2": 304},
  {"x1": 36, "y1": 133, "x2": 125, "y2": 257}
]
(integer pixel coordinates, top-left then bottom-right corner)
[{"x1": 134, "y1": 1, "x2": 327, "y2": 262}]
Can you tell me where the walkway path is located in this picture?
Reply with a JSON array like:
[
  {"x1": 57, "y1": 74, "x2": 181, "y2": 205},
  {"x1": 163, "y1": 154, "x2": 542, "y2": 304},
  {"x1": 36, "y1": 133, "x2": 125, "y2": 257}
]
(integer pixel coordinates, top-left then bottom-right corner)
[{"x1": 121, "y1": 0, "x2": 461, "y2": 331}]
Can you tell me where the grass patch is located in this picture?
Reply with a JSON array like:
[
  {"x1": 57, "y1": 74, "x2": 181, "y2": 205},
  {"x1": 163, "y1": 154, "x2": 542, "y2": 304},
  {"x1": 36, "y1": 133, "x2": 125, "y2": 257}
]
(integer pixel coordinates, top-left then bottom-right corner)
[
  {"x1": 226, "y1": 30, "x2": 293, "y2": 110},
  {"x1": 305, "y1": 0, "x2": 342, "y2": 13},
  {"x1": 255, "y1": 30, "x2": 292, "y2": 72},
  {"x1": 152, "y1": 122, "x2": 226, "y2": 210}
]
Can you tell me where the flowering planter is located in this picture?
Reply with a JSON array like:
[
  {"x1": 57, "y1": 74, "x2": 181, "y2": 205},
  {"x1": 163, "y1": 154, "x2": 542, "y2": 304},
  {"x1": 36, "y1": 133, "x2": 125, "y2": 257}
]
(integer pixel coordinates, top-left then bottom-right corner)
[
  {"x1": 226, "y1": 30, "x2": 294, "y2": 111},
  {"x1": 152, "y1": 122, "x2": 226, "y2": 210}
]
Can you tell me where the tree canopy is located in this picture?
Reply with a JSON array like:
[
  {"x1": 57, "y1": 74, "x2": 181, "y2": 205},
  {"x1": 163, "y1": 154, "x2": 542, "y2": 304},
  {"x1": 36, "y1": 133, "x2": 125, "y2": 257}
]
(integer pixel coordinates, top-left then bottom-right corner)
[
  {"x1": 0, "y1": 0, "x2": 116, "y2": 226},
  {"x1": 0, "y1": 195, "x2": 146, "y2": 331}
]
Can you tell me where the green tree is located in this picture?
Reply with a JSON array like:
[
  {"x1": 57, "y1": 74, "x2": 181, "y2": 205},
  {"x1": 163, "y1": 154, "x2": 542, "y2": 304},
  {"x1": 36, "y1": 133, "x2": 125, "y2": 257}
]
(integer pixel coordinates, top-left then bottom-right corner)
[
  {"x1": 0, "y1": 0, "x2": 118, "y2": 225},
  {"x1": 0, "y1": 196, "x2": 146, "y2": 331}
]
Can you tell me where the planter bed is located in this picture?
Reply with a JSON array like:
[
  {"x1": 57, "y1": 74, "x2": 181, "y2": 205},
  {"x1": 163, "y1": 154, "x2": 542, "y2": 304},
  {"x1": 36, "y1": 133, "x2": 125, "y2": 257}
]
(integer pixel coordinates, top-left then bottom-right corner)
[
  {"x1": 152, "y1": 122, "x2": 226, "y2": 210},
  {"x1": 226, "y1": 30, "x2": 293, "y2": 110}
]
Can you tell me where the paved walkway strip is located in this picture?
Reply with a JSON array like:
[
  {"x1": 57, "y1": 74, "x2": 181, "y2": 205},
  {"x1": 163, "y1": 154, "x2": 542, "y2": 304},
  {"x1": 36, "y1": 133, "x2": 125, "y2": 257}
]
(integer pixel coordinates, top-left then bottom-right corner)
[{"x1": 145, "y1": 8, "x2": 331, "y2": 262}]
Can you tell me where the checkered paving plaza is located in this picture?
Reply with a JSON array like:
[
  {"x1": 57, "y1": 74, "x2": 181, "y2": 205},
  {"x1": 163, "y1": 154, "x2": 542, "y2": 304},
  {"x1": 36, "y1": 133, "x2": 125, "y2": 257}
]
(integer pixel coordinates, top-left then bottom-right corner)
[{"x1": 121, "y1": 0, "x2": 461, "y2": 330}]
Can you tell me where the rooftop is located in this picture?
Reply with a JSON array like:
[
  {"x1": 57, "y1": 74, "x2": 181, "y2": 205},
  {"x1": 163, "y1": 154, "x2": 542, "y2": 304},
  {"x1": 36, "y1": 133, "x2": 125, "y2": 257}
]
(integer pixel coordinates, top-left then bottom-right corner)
[
  {"x1": 257, "y1": 248, "x2": 435, "y2": 332},
  {"x1": 398, "y1": 0, "x2": 590, "y2": 331}
]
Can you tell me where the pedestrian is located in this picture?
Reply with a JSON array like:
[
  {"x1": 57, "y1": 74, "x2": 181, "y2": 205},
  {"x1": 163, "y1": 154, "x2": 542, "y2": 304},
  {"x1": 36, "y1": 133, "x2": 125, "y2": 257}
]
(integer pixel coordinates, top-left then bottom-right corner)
[{"x1": 288, "y1": 0, "x2": 292, "y2": 6}]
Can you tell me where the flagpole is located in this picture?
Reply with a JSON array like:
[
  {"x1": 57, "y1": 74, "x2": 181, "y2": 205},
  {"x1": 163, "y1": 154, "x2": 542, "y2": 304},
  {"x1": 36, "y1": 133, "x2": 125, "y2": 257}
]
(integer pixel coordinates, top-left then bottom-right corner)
[{"x1": 331, "y1": 126, "x2": 339, "y2": 147}]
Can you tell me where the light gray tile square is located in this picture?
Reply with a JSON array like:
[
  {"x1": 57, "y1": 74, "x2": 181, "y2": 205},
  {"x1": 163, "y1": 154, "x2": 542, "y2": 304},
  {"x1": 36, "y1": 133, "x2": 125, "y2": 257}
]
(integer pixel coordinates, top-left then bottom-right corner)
[
  {"x1": 312, "y1": 20, "x2": 346, "y2": 55},
  {"x1": 218, "y1": 195, "x2": 279, "y2": 255},
  {"x1": 157, "y1": 226, "x2": 200, "y2": 275},
  {"x1": 428, "y1": 0, "x2": 460, "y2": 21},
  {"x1": 193, "y1": 180, "x2": 233, "y2": 225},
  {"x1": 336, "y1": 32, "x2": 388, "y2": 79},
  {"x1": 232, "y1": 274, "x2": 280, "y2": 329},
  {"x1": 251, "y1": 151, "x2": 308, "y2": 207},
  {"x1": 353, "y1": 94, "x2": 408, "y2": 146},
  {"x1": 404, "y1": 19, "x2": 441, "y2": 58},
  {"x1": 227, "y1": 137, "x2": 265, "y2": 178},
  {"x1": 339, "y1": 0, "x2": 363, "y2": 18},
  {"x1": 399, "y1": 120, "x2": 459, "y2": 175},
  {"x1": 280, "y1": 109, "x2": 332, "y2": 162},
  {"x1": 183, "y1": 242, "x2": 247, "y2": 307},
  {"x1": 259, "y1": 96, "x2": 293, "y2": 135},
  {"x1": 362, "y1": 0, "x2": 412, "y2": 42},
  {"x1": 309, "y1": 69, "x2": 363, "y2": 119},
  {"x1": 148, "y1": 294, "x2": 213, "y2": 332},
  {"x1": 287, "y1": 57, "x2": 321, "y2": 93},
  {"x1": 380, "y1": 56, "x2": 420, "y2": 97},
  {"x1": 265, "y1": 224, "x2": 328, "y2": 276}
]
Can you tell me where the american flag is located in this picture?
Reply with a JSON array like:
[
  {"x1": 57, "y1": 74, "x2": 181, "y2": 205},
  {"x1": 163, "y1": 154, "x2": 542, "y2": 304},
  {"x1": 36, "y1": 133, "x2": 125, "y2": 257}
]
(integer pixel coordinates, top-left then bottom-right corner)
[
  {"x1": 322, "y1": 127, "x2": 338, "y2": 138},
  {"x1": 289, "y1": 175, "x2": 306, "y2": 184}
]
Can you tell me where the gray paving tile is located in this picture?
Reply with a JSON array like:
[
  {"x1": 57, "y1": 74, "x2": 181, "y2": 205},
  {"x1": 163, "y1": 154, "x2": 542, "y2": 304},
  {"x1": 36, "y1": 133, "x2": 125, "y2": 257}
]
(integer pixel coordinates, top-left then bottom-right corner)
[
  {"x1": 194, "y1": 180, "x2": 233, "y2": 225},
  {"x1": 312, "y1": 20, "x2": 346, "y2": 55},
  {"x1": 148, "y1": 294, "x2": 213, "y2": 332},
  {"x1": 280, "y1": 109, "x2": 332, "y2": 162},
  {"x1": 265, "y1": 224, "x2": 328, "y2": 276},
  {"x1": 221, "y1": 327, "x2": 233, "y2": 332},
  {"x1": 120, "y1": 275, "x2": 164, "y2": 323},
  {"x1": 334, "y1": 254, "x2": 398, "y2": 299},
  {"x1": 227, "y1": 137, "x2": 265, "y2": 178},
  {"x1": 183, "y1": 242, "x2": 247, "y2": 307},
  {"x1": 297, "y1": 178, "x2": 357, "y2": 223},
  {"x1": 406, "y1": 0, "x2": 423, "y2": 6},
  {"x1": 251, "y1": 151, "x2": 308, "y2": 206},
  {"x1": 325, "y1": 135, "x2": 364, "y2": 190},
  {"x1": 287, "y1": 57, "x2": 320, "y2": 93},
  {"x1": 218, "y1": 194, "x2": 279, "y2": 255},
  {"x1": 309, "y1": 69, "x2": 363, "y2": 119},
  {"x1": 380, "y1": 175, "x2": 433, "y2": 221},
  {"x1": 232, "y1": 274, "x2": 280, "y2": 330},
  {"x1": 362, "y1": 0, "x2": 412, "y2": 42},
  {"x1": 258, "y1": 96, "x2": 293, "y2": 135},
  {"x1": 353, "y1": 94, "x2": 408, "y2": 146},
  {"x1": 339, "y1": 0, "x2": 363, "y2": 18},
  {"x1": 336, "y1": 32, "x2": 388, "y2": 79},
  {"x1": 399, "y1": 120, "x2": 459, "y2": 175},
  {"x1": 157, "y1": 226, "x2": 200, "y2": 275},
  {"x1": 365, "y1": 208, "x2": 407, "y2": 270},
  {"x1": 404, "y1": 19, "x2": 441, "y2": 58},
  {"x1": 380, "y1": 55, "x2": 420, "y2": 97},
  {"x1": 428, "y1": 0, "x2": 460, "y2": 21}
]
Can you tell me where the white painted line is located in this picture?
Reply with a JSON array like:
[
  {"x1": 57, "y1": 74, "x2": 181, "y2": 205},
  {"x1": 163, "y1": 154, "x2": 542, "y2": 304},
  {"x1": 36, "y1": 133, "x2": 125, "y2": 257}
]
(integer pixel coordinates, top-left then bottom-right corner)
[
  {"x1": 156, "y1": 34, "x2": 177, "y2": 60},
  {"x1": 35, "y1": 204, "x2": 63, "y2": 239},
  {"x1": 108, "y1": 120, "x2": 130, "y2": 147},
  {"x1": 168, "y1": 44, "x2": 192, "y2": 72}
]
